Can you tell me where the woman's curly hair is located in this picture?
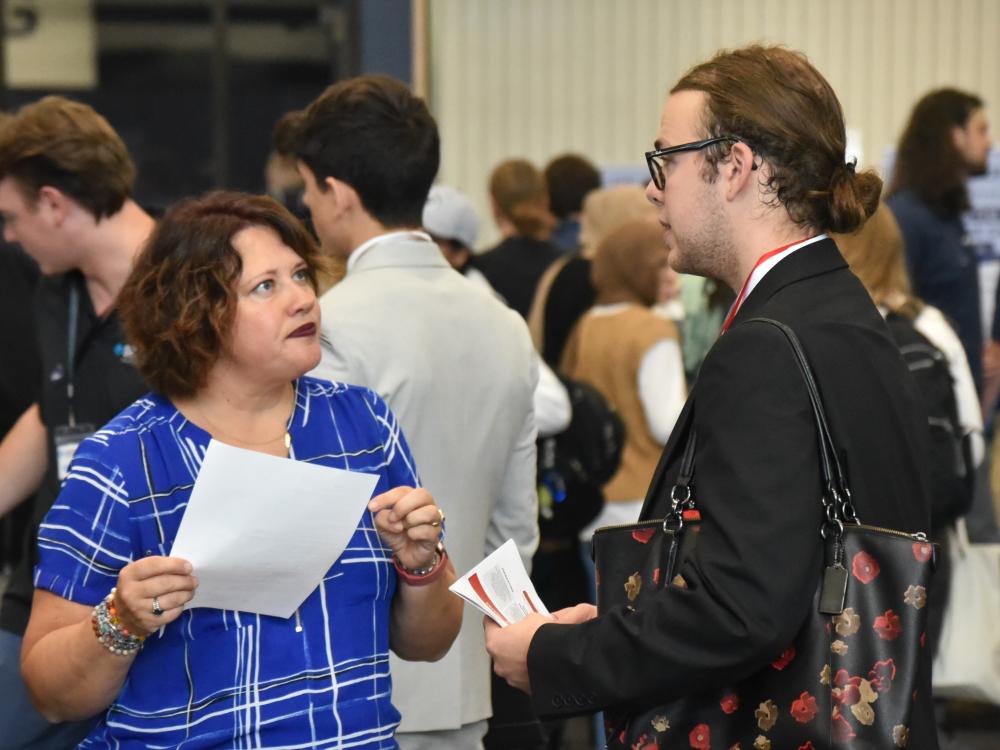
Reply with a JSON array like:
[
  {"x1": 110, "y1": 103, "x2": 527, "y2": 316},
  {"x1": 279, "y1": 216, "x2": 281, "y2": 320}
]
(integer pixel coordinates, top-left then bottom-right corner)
[{"x1": 118, "y1": 191, "x2": 323, "y2": 398}]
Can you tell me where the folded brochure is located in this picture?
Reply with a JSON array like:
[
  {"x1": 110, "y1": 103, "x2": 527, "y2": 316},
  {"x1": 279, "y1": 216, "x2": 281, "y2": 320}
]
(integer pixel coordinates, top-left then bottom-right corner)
[{"x1": 450, "y1": 538, "x2": 549, "y2": 627}]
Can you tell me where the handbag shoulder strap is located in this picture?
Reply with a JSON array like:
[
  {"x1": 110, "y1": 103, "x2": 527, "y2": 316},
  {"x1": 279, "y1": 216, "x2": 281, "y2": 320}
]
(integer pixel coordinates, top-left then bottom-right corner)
[
  {"x1": 641, "y1": 317, "x2": 859, "y2": 525},
  {"x1": 639, "y1": 400, "x2": 696, "y2": 519},
  {"x1": 744, "y1": 317, "x2": 857, "y2": 521}
]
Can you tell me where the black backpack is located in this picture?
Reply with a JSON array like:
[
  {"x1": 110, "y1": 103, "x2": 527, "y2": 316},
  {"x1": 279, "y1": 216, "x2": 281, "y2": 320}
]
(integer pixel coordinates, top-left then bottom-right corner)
[
  {"x1": 884, "y1": 311, "x2": 974, "y2": 526},
  {"x1": 536, "y1": 376, "x2": 625, "y2": 539}
]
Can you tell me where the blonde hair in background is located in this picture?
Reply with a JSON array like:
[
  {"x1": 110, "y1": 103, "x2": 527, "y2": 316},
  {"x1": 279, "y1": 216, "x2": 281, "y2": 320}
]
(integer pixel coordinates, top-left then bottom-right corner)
[
  {"x1": 831, "y1": 202, "x2": 923, "y2": 319},
  {"x1": 489, "y1": 158, "x2": 554, "y2": 240},
  {"x1": 579, "y1": 184, "x2": 656, "y2": 256},
  {"x1": 527, "y1": 183, "x2": 657, "y2": 352}
]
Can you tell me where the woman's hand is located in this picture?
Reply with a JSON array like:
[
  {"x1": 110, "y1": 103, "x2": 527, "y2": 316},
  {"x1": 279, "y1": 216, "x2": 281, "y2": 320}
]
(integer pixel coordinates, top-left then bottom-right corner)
[
  {"x1": 113, "y1": 556, "x2": 198, "y2": 637},
  {"x1": 369, "y1": 486, "x2": 443, "y2": 570}
]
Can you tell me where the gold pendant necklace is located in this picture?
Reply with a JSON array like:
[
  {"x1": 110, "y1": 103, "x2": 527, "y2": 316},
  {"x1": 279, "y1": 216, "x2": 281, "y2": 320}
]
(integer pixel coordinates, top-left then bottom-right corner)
[
  {"x1": 189, "y1": 390, "x2": 294, "y2": 456},
  {"x1": 196, "y1": 411, "x2": 291, "y2": 453}
]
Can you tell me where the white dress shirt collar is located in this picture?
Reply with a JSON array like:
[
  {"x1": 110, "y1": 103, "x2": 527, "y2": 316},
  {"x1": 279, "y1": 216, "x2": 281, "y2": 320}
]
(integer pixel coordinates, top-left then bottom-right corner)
[{"x1": 346, "y1": 230, "x2": 434, "y2": 274}]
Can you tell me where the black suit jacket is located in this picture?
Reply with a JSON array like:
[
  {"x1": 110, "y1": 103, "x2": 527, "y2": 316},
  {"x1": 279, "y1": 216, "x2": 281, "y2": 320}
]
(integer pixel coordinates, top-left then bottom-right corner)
[
  {"x1": 527, "y1": 238, "x2": 936, "y2": 741},
  {"x1": 473, "y1": 236, "x2": 562, "y2": 319}
]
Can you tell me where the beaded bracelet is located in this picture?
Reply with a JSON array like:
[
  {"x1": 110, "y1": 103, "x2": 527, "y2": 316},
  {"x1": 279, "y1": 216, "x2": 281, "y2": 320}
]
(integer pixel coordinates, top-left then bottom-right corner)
[
  {"x1": 393, "y1": 544, "x2": 448, "y2": 587},
  {"x1": 91, "y1": 587, "x2": 144, "y2": 656}
]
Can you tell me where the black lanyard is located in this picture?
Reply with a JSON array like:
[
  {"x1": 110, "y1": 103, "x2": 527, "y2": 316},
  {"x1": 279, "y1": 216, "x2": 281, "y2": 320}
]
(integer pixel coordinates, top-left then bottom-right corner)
[
  {"x1": 65, "y1": 278, "x2": 118, "y2": 428},
  {"x1": 66, "y1": 280, "x2": 81, "y2": 427}
]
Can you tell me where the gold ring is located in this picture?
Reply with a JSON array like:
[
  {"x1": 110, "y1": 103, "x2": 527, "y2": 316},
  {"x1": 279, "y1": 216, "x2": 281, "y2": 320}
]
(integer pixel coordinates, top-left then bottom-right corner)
[{"x1": 430, "y1": 507, "x2": 445, "y2": 527}]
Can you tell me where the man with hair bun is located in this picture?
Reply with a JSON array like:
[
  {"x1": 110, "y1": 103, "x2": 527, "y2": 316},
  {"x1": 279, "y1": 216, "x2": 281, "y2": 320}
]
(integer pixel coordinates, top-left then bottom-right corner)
[
  {"x1": 0, "y1": 96, "x2": 153, "y2": 748},
  {"x1": 486, "y1": 44, "x2": 937, "y2": 748}
]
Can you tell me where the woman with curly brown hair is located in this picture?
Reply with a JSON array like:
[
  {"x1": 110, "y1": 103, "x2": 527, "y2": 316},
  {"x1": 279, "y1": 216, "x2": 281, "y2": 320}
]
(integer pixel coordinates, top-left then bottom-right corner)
[{"x1": 19, "y1": 191, "x2": 462, "y2": 749}]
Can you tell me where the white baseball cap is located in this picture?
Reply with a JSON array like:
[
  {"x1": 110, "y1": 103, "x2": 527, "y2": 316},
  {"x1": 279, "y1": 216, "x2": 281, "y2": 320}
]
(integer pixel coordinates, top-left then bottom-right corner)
[{"x1": 422, "y1": 185, "x2": 480, "y2": 250}]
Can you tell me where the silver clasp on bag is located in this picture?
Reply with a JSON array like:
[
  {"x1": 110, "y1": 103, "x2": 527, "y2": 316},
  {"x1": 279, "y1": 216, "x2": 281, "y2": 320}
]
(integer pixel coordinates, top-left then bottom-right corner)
[
  {"x1": 837, "y1": 487, "x2": 861, "y2": 525},
  {"x1": 820, "y1": 486, "x2": 860, "y2": 540},
  {"x1": 664, "y1": 484, "x2": 694, "y2": 532},
  {"x1": 820, "y1": 487, "x2": 845, "y2": 540}
]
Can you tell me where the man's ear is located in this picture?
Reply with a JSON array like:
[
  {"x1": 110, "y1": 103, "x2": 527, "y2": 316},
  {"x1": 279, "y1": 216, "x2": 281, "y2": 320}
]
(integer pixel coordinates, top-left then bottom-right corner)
[
  {"x1": 35, "y1": 186, "x2": 71, "y2": 226},
  {"x1": 324, "y1": 175, "x2": 360, "y2": 218},
  {"x1": 721, "y1": 142, "x2": 757, "y2": 202}
]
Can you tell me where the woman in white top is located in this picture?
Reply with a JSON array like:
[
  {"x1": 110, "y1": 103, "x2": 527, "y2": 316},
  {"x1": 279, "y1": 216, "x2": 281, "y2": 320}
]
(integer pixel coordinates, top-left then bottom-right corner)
[
  {"x1": 834, "y1": 202, "x2": 982, "y2": 661},
  {"x1": 834, "y1": 203, "x2": 983, "y2": 470}
]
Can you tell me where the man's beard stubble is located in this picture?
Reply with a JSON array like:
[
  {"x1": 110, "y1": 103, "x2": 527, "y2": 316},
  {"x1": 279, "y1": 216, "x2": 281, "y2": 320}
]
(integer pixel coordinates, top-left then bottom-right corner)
[{"x1": 667, "y1": 199, "x2": 736, "y2": 290}]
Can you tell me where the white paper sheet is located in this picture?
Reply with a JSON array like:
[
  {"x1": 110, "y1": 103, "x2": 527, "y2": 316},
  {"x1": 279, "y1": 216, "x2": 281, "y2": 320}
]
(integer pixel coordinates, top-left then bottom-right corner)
[
  {"x1": 170, "y1": 440, "x2": 380, "y2": 618},
  {"x1": 450, "y1": 539, "x2": 549, "y2": 627}
]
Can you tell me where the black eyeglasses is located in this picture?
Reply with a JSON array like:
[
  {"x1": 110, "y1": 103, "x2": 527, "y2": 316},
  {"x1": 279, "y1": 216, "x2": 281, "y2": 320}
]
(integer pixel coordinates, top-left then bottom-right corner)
[{"x1": 645, "y1": 136, "x2": 742, "y2": 190}]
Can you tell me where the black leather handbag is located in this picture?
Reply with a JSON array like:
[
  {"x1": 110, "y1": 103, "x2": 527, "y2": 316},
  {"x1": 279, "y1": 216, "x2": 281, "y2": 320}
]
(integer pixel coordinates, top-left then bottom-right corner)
[{"x1": 593, "y1": 318, "x2": 937, "y2": 750}]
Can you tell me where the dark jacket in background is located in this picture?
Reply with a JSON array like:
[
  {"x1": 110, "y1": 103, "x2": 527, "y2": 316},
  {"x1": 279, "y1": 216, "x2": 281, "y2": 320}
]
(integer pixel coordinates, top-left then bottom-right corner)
[
  {"x1": 1, "y1": 272, "x2": 147, "y2": 635},
  {"x1": 0, "y1": 246, "x2": 40, "y2": 434},
  {"x1": 887, "y1": 188, "x2": 997, "y2": 392},
  {"x1": 474, "y1": 236, "x2": 562, "y2": 320},
  {"x1": 0, "y1": 245, "x2": 41, "y2": 572},
  {"x1": 539, "y1": 254, "x2": 596, "y2": 369}
]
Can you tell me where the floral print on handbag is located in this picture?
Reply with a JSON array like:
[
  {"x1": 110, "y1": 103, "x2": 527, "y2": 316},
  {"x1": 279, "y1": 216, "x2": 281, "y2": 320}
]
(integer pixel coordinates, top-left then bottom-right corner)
[{"x1": 592, "y1": 319, "x2": 936, "y2": 749}]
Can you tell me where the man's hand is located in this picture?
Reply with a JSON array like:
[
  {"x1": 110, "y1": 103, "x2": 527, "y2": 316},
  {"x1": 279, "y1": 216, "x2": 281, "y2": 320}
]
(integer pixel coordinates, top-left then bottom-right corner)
[
  {"x1": 551, "y1": 602, "x2": 597, "y2": 624},
  {"x1": 484, "y1": 612, "x2": 552, "y2": 694}
]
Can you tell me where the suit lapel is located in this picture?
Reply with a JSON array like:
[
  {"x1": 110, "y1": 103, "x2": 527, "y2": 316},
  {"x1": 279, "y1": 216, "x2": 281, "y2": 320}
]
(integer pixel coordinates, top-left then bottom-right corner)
[
  {"x1": 732, "y1": 237, "x2": 847, "y2": 324},
  {"x1": 639, "y1": 239, "x2": 846, "y2": 520}
]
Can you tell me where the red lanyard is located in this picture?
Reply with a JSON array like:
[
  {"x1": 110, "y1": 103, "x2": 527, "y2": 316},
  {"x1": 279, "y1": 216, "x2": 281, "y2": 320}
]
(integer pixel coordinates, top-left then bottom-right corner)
[{"x1": 720, "y1": 237, "x2": 813, "y2": 334}]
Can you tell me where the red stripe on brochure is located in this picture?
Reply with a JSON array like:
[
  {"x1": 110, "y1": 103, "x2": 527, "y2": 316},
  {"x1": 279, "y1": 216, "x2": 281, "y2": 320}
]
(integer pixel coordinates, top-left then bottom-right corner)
[{"x1": 470, "y1": 573, "x2": 509, "y2": 625}]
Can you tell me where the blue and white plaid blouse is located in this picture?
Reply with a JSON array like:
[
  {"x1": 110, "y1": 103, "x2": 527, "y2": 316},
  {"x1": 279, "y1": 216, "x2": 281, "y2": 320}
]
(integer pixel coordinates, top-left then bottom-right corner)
[{"x1": 35, "y1": 377, "x2": 419, "y2": 749}]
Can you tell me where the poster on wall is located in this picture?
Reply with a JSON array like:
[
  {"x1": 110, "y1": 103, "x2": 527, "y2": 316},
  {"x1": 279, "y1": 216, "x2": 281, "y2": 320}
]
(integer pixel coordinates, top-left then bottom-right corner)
[
  {"x1": 601, "y1": 164, "x2": 648, "y2": 188},
  {"x1": 4, "y1": 0, "x2": 97, "y2": 89},
  {"x1": 968, "y1": 151, "x2": 1000, "y2": 338}
]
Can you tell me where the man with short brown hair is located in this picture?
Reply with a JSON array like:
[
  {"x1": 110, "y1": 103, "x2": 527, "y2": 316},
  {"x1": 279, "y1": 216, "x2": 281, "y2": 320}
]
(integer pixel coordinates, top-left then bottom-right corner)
[
  {"x1": 0, "y1": 95, "x2": 152, "y2": 748},
  {"x1": 296, "y1": 75, "x2": 540, "y2": 750},
  {"x1": 544, "y1": 153, "x2": 601, "y2": 252}
]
